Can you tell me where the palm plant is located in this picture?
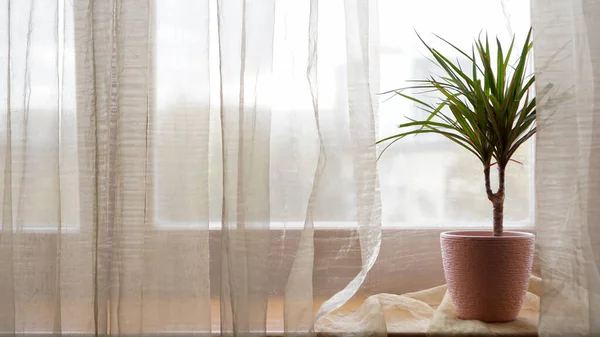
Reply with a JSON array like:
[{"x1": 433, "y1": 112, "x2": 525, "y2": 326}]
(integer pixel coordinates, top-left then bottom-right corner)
[{"x1": 377, "y1": 29, "x2": 535, "y2": 236}]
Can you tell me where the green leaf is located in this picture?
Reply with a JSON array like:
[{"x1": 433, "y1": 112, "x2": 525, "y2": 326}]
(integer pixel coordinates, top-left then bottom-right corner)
[
  {"x1": 496, "y1": 37, "x2": 505, "y2": 101},
  {"x1": 378, "y1": 28, "x2": 537, "y2": 171},
  {"x1": 377, "y1": 129, "x2": 485, "y2": 163},
  {"x1": 393, "y1": 91, "x2": 435, "y2": 110}
]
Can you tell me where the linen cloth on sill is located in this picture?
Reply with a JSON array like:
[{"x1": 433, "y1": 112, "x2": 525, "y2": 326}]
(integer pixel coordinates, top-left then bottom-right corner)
[{"x1": 314, "y1": 276, "x2": 541, "y2": 336}]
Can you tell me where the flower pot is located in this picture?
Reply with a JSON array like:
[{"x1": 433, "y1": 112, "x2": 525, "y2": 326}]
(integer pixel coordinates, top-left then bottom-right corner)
[{"x1": 440, "y1": 231, "x2": 535, "y2": 322}]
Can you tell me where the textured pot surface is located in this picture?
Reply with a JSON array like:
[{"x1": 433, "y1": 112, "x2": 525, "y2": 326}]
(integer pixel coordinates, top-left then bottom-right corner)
[{"x1": 440, "y1": 231, "x2": 535, "y2": 322}]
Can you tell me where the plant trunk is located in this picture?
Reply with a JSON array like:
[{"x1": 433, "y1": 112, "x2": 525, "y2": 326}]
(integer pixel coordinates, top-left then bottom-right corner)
[
  {"x1": 485, "y1": 165, "x2": 505, "y2": 236},
  {"x1": 492, "y1": 198, "x2": 504, "y2": 236}
]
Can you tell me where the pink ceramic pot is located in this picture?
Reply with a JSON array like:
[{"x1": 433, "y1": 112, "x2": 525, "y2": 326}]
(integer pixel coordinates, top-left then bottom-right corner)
[{"x1": 440, "y1": 231, "x2": 535, "y2": 322}]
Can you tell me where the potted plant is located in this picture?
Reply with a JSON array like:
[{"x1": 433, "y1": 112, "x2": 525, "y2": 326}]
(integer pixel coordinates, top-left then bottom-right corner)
[{"x1": 377, "y1": 29, "x2": 535, "y2": 322}]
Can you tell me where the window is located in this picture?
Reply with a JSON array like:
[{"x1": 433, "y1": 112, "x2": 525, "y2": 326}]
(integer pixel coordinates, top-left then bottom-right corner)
[
  {"x1": 0, "y1": 0, "x2": 78, "y2": 231},
  {"x1": 1, "y1": 0, "x2": 537, "y2": 335},
  {"x1": 154, "y1": 0, "x2": 534, "y2": 229},
  {"x1": 377, "y1": 0, "x2": 533, "y2": 228}
]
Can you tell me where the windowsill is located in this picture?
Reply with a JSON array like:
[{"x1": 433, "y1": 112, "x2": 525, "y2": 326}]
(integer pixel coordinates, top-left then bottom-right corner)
[
  {"x1": 13, "y1": 218, "x2": 535, "y2": 232},
  {"x1": 10, "y1": 296, "x2": 537, "y2": 336},
  {"x1": 7, "y1": 226, "x2": 538, "y2": 296},
  {"x1": 7, "y1": 227, "x2": 538, "y2": 337},
  {"x1": 153, "y1": 220, "x2": 535, "y2": 231},
  {"x1": 213, "y1": 294, "x2": 539, "y2": 336}
]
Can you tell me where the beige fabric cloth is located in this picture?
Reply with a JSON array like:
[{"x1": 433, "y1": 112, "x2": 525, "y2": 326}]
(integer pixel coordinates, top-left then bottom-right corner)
[{"x1": 315, "y1": 276, "x2": 541, "y2": 335}]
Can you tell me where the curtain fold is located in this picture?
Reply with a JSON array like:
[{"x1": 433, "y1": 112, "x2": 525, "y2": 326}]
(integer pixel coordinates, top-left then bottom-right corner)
[
  {"x1": 282, "y1": 0, "x2": 382, "y2": 335},
  {"x1": 217, "y1": 0, "x2": 275, "y2": 335},
  {"x1": 532, "y1": 0, "x2": 600, "y2": 335},
  {"x1": 282, "y1": 0, "x2": 319, "y2": 334},
  {"x1": 312, "y1": 0, "x2": 381, "y2": 326}
]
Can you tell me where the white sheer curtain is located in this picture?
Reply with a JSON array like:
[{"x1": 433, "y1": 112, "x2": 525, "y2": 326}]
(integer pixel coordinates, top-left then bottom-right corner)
[
  {"x1": 6, "y1": 0, "x2": 600, "y2": 335},
  {"x1": 0, "y1": 0, "x2": 380, "y2": 335},
  {"x1": 532, "y1": 0, "x2": 600, "y2": 335}
]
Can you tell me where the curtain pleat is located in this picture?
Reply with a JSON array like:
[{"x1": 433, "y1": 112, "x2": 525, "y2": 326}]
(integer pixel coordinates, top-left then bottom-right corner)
[
  {"x1": 282, "y1": 0, "x2": 319, "y2": 334},
  {"x1": 313, "y1": 0, "x2": 382, "y2": 326},
  {"x1": 216, "y1": 0, "x2": 275, "y2": 335},
  {"x1": 74, "y1": 0, "x2": 115, "y2": 334},
  {"x1": 0, "y1": 0, "x2": 16, "y2": 331},
  {"x1": 0, "y1": 0, "x2": 80, "y2": 333},
  {"x1": 151, "y1": 0, "x2": 213, "y2": 333},
  {"x1": 283, "y1": 0, "x2": 382, "y2": 335},
  {"x1": 532, "y1": 0, "x2": 600, "y2": 335},
  {"x1": 109, "y1": 0, "x2": 152, "y2": 334}
]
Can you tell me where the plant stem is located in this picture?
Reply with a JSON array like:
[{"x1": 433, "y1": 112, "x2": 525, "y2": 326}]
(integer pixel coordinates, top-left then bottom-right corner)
[
  {"x1": 484, "y1": 166, "x2": 505, "y2": 236},
  {"x1": 492, "y1": 198, "x2": 504, "y2": 236}
]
